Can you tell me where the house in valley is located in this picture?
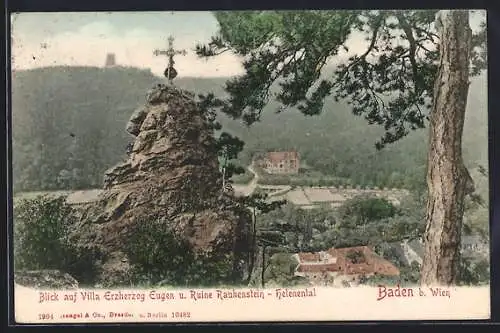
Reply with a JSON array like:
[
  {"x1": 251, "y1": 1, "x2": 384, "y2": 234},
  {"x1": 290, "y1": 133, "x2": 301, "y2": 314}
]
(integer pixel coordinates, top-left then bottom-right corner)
[
  {"x1": 259, "y1": 150, "x2": 300, "y2": 174},
  {"x1": 292, "y1": 246, "x2": 400, "y2": 287}
]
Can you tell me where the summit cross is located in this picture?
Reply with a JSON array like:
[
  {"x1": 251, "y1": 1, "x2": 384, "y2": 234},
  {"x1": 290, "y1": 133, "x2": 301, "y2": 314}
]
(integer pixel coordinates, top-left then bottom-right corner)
[{"x1": 153, "y1": 35, "x2": 187, "y2": 83}]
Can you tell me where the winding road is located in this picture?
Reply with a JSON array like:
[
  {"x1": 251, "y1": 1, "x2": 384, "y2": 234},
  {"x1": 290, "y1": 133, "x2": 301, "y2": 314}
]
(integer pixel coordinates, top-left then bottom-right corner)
[{"x1": 233, "y1": 164, "x2": 259, "y2": 197}]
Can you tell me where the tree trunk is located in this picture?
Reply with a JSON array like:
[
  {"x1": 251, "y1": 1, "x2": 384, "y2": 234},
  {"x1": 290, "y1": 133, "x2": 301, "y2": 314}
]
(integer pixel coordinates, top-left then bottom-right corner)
[
  {"x1": 261, "y1": 245, "x2": 267, "y2": 288},
  {"x1": 420, "y1": 10, "x2": 474, "y2": 286},
  {"x1": 245, "y1": 207, "x2": 258, "y2": 285},
  {"x1": 246, "y1": 245, "x2": 263, "y2": 286}
]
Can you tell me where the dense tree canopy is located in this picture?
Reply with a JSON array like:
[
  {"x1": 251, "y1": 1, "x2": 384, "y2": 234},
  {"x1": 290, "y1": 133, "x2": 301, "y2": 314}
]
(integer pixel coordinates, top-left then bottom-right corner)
[
  {"x1": 13, "y1": 66, "x2": 485, "y2": 194},
  {"x1": 197, "y1": 10, "x2": 485, "y2": 148}
]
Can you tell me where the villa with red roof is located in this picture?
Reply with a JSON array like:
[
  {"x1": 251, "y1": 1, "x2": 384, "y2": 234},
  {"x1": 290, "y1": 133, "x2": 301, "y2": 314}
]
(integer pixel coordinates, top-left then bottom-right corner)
[
  {"x1": 260, "y1": 150, "x2": 300, "y2": 174},
  {"x1": 293, "y1": 246, "x2": 400, "y2": 287}
]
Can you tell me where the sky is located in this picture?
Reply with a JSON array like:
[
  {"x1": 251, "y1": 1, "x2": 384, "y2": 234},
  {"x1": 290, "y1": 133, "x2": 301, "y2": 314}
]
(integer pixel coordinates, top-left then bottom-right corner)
[
  {"x1": 11, "y1": 11, "x2": 486, "y2": 78},
  {"x1": 11, "y1": 12, "x2": 246, "y2": 77}
]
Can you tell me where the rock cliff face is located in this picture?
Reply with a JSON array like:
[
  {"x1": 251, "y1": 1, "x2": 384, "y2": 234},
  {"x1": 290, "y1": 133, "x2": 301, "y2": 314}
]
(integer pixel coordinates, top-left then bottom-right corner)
[
  {"x1": 74, "y1": 84, "x2": 250, "y2": 286},
  {"x1": 15, "y1": 270, "x2": 79, "y2": 289}
]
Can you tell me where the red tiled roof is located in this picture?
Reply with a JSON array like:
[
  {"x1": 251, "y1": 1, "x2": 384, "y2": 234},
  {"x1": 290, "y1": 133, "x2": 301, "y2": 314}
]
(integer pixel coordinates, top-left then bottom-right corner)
[
  {"x1": 265, "y1": 151, "x2": 299, "y2": 164},
  {"x1": 297, "y1": 264, "x2": 342, "y2": 272},
  {"x1": 372, "y1": 262, "x2": 400, "y2": 276},
  {"x1": 297, "y1": 252, "x2": 320, "y2": 262},
  {"x1": 296, "y1": 246, "x2": 400, "y2": 277},
  {"x1": 344, "y1": 263, "x2": 373, "y2": 275}
]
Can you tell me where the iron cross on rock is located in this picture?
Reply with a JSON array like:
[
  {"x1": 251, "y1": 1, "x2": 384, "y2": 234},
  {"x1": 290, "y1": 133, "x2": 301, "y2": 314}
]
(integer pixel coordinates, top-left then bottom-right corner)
[{"x1": 153, "y1": 35, "x2": 187, "y2": 83}]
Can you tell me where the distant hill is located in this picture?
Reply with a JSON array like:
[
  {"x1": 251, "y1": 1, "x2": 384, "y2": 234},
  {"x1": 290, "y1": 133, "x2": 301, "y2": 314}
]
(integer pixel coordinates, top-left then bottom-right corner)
[{"x1": 11, "y1": 66, "x2": 488, "y2": 193}]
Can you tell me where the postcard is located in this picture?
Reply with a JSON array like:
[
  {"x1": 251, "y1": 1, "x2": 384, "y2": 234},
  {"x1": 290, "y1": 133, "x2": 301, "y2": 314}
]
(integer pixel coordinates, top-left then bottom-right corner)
[{"x1": 10, "y1": 9, "x2": 490, "y2": 323}]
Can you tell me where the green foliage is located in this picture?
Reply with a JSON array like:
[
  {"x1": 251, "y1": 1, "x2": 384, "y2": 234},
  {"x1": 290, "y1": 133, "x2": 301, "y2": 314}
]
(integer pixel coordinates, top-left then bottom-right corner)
[
  {"x1": 217, "y1": 132, "x2": 245, "y2": 160},
  {"x1": 374, "y1": 242, "x2": 404, "y2": 266},
  {"x1": 260, "y1": 204, "x2": 326, "y2": 251},
  {"x1": 198, "y1": 10, "x2": 486, "y2": 149},
  {"x1": 338, "y1": 195, "x2": 398, "y2": 226},
  {"x1": 231, "y1": 170, "x2": 255, "y2": 184},
  {"x1": 243, "y1": 192, "x2": 287, "y2": 213},
  {"x1": 13, "y1": 66, "x2": 486, "y2": 194},
  {"x1": 228, "y1": 106, "x2": 433, "y2": 191},
  {"x1": 125, "y1": 219, "x2": 234, "y2": 287},
  {"x1": 362, "y1": 270, "x2": 418, "y2": 287},
  {"x1": 400, "y1": 261, "x2": 422, "y2": 284},
  {"x1": 263, "y1": 253, "x2": 307, "y2": 287},
  {"x1": 458, "y1": 258, "x2": 489, "y2": 286},
  {"x1": 359, "y1": 260, "x2": 420, "y2": 287},
  {"x1": 12, "y1": 66, "x2": 161, "y2": 192},
  {"x1": 462, "y1": 166, "x2": 489, "y2": 236},
  {"x1": 13, "y1": 195, "x2": 101, "y2": 285},
  {"x1": 195, "y1": 11, "x2": 417, "y2": 146},
  {"x1": 197, "y1": 92, "x2": 225, "y2": 131},
  {"x1": 345, "y1": 250, "x2": 366, "y2": 264},
  {"x1": 333, "y1": 195, "x2": 422, "y2": 247},
  {"x1": 14, "y1": 196, "x2": 71, "y2": 270},
  {"x1": 216, "y1": 132, "x2": 246, "y2": 183},
  {"x1": 238, "y1": 191, "x2": 288, "y2": 285},
  {"x1": 258, "y1": 192, "x2": 426, "y2": 253},
  {"x1": 372, "y1": 241, "x2": 422, "y2": 285}
]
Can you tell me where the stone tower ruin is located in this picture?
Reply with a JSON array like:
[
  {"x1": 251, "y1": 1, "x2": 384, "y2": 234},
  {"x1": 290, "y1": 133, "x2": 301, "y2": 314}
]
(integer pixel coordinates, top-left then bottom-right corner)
[{"x1": 104, "y1": 53, "x2": 116, "y2": 67}]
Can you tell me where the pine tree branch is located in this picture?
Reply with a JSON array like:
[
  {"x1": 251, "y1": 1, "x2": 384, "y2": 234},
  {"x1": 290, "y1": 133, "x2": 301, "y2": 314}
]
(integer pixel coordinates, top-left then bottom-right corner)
[
  {"x1": 396, "y1": 13, "x2": 420, "y2": 94},
  {"x1": 336, "y1": 14, "x2": 385, "y2": 84}
]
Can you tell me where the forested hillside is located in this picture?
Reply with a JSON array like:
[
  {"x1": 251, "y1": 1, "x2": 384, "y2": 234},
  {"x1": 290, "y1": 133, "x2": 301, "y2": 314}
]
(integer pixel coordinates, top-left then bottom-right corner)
[{"x1": 11, "y1": 66, "x2": 488, "y2": 193}]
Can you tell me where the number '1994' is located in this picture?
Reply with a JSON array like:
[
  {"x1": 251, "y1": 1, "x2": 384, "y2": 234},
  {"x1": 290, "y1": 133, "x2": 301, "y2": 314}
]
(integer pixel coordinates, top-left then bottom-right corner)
[{"x1": 38, "y1": 313, "x2": 54, "y2": 320}]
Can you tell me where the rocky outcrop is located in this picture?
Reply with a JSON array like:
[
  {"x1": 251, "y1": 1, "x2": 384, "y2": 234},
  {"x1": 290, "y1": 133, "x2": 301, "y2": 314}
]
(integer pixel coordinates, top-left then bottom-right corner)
[
  {"x1": 15, "y1": 270, "x2": 79, "y2": 289},
  {"x1": 73, "y1": 84, "x2": 250, "y2": 286}
]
